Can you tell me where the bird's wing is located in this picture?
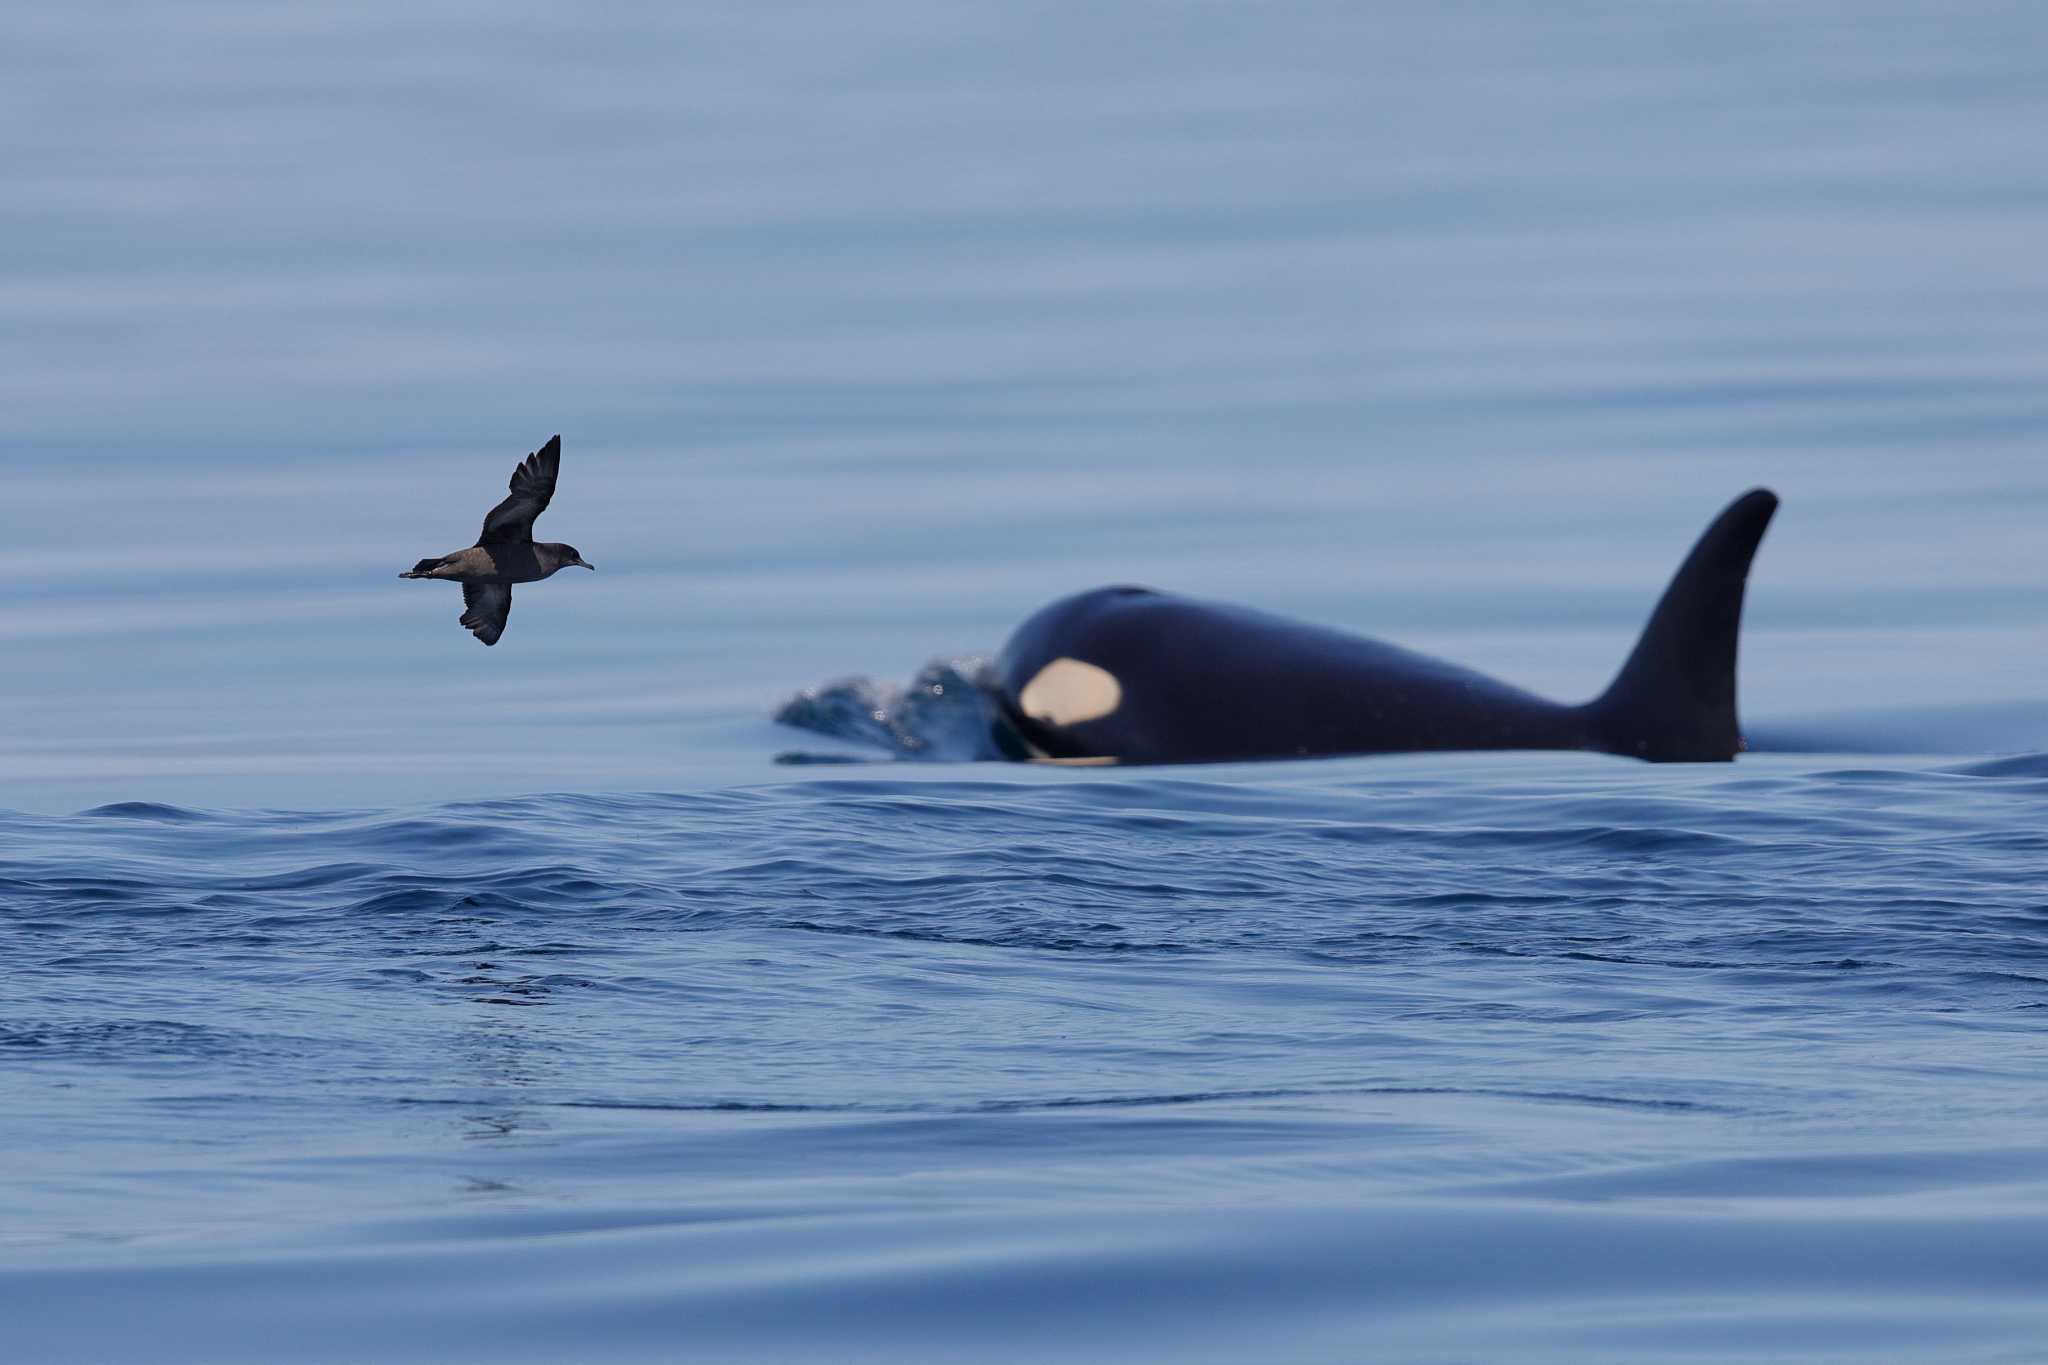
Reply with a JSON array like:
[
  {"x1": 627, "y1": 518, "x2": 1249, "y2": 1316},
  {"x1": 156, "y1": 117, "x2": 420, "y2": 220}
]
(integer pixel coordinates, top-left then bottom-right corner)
[
  {"x1": 460, "y1": 582, "x2": 512, "y2": 646},
  {"x1": 476, "y1": 436, "x2": 561, "y2": 545}
]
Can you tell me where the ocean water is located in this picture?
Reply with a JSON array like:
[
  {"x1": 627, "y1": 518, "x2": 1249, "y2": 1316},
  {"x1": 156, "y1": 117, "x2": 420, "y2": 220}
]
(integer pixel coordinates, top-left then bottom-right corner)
[
  {"x1": 6, "y1": 1, "x2": 2048, "y2": 1360},
  {"x1": 9, "y1": 762, "x2": 2048, "y2": 1361}
]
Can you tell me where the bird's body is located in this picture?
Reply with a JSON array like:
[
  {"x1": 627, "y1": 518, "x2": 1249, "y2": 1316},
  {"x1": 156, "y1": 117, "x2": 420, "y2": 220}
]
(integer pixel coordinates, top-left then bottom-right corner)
[
  {"x1": 399, "y1": 435, "x2": 593, "y2": 645},
  {"x1": 406, "y1": 542, "x2": 584, "y2": 586}
]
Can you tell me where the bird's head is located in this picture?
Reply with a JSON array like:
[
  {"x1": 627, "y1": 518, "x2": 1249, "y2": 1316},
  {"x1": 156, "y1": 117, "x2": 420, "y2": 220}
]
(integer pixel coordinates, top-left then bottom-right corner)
[{"x1": 545, "y1": 543, "x2": 596, "y2": 572}]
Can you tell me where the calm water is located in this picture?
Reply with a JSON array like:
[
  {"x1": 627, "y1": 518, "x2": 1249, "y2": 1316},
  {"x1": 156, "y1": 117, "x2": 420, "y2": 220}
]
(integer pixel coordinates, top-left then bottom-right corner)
[{"x1": 5, "y1": 1, "x2": 2048, "y2": 1360}]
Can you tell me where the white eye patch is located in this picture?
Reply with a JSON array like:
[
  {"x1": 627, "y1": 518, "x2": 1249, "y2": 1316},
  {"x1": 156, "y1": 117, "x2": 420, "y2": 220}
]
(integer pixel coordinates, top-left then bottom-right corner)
[{"x1": 1018, "y1": 657, "x2": 1123, "y2": 726}]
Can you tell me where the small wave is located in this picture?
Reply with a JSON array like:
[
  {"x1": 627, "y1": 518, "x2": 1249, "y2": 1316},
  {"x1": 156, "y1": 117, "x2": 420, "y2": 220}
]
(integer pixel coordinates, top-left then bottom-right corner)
[
  {"x1": 1311, "y1": 823, "x2": 1745, "y2": 855},
  {"x1": 1, "y1": 1018, "x2": 263, "y2": 1061},
  {"x1": 780, "y1": 917, "x2": 1197, "y2": 955},
  {"x1": 228, "y1": 862, "x2": 385, "y2": 893},
  {"x1": 1950, "y1": 752, "x2": 2048, "y2": 779},
  {"x1": 552, "y1": 1098, "x2": 856, "y2": 1114},
  {"x1": 487, "y1": 1084, "x2": 1722, "y2": 1119},
  {"x1": 76, "y1": 801, "x2": 212, "y2": 822},
  {"x1": 345, "y1": 887, "x2": 455, "y2": 916},
  {"x1": 346, "y1": 817, "x2": 510, "y2": 850}
]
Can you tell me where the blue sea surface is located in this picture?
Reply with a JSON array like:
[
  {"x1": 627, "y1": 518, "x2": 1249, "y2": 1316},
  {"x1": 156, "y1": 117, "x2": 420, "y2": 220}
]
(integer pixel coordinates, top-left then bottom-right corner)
[
  {"x1": 9, "y1": 762, "x2": 2048, "y2": 1361},
  {"x1": 5, "y1": 0, "x2": 2048, "y2": 1360}
]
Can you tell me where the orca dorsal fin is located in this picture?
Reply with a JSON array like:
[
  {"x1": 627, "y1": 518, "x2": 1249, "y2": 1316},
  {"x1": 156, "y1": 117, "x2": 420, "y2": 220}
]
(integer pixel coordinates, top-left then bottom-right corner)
[{"x1": 1589, "y1": 488, "x2": 1778, "y2": 762}]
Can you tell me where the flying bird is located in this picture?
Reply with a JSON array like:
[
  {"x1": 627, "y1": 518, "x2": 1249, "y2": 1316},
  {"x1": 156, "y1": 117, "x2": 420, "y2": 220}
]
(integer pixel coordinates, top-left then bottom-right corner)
[{"x1": 400, "y1": 435, "x2": 593, "y2": 645}]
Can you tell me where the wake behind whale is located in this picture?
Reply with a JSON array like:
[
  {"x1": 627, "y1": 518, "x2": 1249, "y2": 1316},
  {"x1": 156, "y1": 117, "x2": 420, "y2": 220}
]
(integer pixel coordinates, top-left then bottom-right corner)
[{"x1": 779, "y1": 490, "x2": 1782, "y2": 766}]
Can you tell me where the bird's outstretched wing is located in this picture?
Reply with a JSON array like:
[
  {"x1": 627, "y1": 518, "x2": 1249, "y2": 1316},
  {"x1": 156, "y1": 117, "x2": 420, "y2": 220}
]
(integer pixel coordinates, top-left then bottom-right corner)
[
  {"x1": 477, "y1": 436, "x2": 560, "y2": 545},
  {"x1": 461, "y1": 582, "x2": 512, "y2": 646}
]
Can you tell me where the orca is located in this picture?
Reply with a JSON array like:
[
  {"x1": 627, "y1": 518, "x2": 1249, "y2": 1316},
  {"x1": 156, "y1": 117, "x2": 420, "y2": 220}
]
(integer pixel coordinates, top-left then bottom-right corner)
[{"x1": 989, "y1": 489, "x2": 1779, "y2": 765}]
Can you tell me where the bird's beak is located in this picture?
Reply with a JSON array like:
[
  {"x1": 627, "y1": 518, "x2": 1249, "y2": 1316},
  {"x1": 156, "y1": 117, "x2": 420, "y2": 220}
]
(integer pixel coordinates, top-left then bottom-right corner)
[{"x1": 581, "y1": 561, "x2": 597, "y2": 571}]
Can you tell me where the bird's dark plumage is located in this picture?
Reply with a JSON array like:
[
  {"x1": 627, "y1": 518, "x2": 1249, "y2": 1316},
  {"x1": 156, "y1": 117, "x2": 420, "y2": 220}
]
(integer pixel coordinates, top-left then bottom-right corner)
[
  {"x1": 478, "y1": 436, "x2": 560, "y2": 545},
  {"x1": 461, "y1": 582, "x2": 512, "y2": 646},
  {"x1": 400, "y1": 435, "x2": 589, "y2": 647}
]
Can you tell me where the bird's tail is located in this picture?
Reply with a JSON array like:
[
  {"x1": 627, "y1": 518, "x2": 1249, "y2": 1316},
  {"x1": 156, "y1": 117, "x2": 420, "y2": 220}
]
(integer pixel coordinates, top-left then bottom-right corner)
[
  {"x1": 1584, "y1": 489, "x2": 1778, "y2": 762},
  {"x1": 400, "y1": 556, "x2": 447, "y2": 579}
]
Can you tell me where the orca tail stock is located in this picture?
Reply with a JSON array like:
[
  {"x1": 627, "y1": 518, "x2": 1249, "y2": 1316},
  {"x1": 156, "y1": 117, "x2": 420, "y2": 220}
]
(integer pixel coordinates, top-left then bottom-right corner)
[{"x1": 1586, "y1": 488, "x2": 1779, "y2": 762}]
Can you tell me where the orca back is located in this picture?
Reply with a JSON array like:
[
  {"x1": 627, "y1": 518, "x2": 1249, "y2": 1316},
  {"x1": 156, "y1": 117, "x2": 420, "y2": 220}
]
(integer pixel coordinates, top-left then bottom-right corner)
[{"x1": 991, "y1": 489, "x2": 1778, "y2": 765}]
